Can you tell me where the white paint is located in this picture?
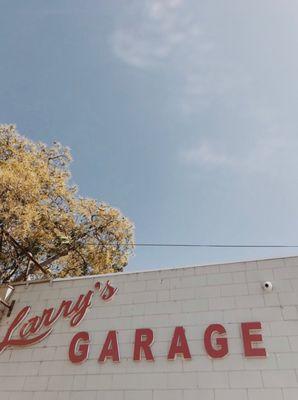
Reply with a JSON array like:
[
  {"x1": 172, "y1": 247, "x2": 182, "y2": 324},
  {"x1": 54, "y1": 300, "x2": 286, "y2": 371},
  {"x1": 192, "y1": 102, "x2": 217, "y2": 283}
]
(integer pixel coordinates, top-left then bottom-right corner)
[{"x1": 0, "y1": 256, "x2": 298, "y2": 399}]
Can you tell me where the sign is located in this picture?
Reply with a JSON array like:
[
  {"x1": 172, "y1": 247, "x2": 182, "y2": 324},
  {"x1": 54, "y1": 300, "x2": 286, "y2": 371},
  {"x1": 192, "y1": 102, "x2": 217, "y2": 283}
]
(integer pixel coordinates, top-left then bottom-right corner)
[
  {"x1": 0, "y1": 282, "x2": 267, "y2": 363},
  {"x1": 0, "y1": 280, "x2": 117, "y2": 354},
  {"x1": 69, "y1": 322, "x2": 266, "y2": 363}
]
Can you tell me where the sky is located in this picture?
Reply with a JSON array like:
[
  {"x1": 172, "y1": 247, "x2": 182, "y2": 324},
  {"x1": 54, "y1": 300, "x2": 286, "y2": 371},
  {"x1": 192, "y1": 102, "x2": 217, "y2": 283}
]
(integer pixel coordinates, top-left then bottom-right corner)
[{"x1": 1, "y1": 0, "x2": 298, "y2": 272}]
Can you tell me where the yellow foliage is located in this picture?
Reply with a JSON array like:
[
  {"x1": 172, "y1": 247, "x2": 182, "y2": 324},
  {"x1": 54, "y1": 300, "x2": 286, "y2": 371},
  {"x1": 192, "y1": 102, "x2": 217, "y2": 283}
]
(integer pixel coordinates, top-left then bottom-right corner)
[{"x1": 0, "y1": 125, "x2": 134, "y2": 282}]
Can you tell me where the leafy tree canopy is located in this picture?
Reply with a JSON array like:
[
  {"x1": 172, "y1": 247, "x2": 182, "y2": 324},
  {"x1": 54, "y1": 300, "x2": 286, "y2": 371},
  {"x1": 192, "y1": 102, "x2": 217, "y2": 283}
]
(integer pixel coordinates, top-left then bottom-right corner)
[{"x1": 0, "y1": 125, "x2": 134, "y2": 282}]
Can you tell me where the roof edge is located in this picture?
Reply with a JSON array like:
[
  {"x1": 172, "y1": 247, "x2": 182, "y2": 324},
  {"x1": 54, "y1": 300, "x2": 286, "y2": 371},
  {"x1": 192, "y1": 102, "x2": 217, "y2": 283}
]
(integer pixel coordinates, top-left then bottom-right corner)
[{"x1": 8, "y1": 253, "x2": 298, "y2": 287}]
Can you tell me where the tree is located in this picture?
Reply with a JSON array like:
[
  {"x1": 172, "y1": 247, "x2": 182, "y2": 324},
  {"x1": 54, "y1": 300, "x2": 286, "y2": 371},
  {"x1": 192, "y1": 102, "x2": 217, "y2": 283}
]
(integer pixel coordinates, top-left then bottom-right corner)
[{"x1": 0, "y1": 125, "x2": 134, "y2": 282}]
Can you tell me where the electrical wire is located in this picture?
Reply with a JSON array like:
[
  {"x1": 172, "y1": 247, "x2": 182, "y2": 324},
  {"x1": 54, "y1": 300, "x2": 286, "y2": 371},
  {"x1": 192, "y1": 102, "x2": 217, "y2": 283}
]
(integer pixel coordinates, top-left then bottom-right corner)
[{"x1": 105, "y1": 243, "x2": 298, "y2": 248}]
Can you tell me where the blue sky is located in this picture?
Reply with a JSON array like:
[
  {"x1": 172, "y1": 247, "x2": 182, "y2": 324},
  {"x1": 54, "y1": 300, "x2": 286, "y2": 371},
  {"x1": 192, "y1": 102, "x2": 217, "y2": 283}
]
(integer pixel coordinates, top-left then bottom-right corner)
[{"x1": 1, "y1": 0, "x2": 298, "y2": 271}]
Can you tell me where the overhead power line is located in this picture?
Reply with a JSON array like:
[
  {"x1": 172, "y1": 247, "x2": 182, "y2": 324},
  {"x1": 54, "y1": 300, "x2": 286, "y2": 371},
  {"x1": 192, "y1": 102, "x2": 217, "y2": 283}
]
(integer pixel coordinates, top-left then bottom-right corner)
[{"x1": 110, "y1": 243, "x2": 298, "y2": 248}]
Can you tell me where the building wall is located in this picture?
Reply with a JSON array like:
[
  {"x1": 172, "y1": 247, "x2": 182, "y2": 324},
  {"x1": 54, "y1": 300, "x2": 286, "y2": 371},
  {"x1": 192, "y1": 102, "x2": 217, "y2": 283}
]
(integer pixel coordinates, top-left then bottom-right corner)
[{"x1": 1, "y1": 256, "x2": 298, "y2": 400}]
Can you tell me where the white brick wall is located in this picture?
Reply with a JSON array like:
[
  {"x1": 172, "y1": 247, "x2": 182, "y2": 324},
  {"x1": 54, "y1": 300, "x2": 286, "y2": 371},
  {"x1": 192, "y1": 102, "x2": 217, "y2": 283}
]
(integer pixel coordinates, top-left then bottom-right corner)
[{"x1": 1, "y1": 256, "x2": 298, "y2": 399}]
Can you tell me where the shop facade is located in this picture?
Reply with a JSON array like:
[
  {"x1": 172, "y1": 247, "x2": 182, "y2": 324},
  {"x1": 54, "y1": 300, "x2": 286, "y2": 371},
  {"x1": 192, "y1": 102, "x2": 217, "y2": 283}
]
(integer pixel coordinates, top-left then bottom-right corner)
[{"x1": 1, "y1": 256, "x2": 298, "y2": 399}]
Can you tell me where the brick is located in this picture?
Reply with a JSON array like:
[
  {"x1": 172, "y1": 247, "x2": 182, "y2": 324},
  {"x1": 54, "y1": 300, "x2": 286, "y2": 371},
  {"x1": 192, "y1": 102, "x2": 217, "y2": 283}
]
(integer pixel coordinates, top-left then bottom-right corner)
[
  {"x1": 258, "y1": 258, "x2": 285, "y2": 270},
  {"x1": 33, "y1": 392, "x2": 58, "y2": 400},
  {"x1": 284, "y1": 257, "x2": 298, "y2": 267},
  {"x1": 229, "y1": 371, "x2": 263, "y2": 388},
  {"x1": 184, "y1": 389, "x2": 214, "y2": 399},
  {"x1": 125, "y1": 280, "x2": 147, "y2": 293},
  {"x1": 167, "y1": 372, "x2": 197, "y2": 389},
  {"x1": 85, "y1": 375, "x2": 113, "y2": 390},
  {"x1": 180, "y1": 275, "x2": 207, "y2": 288},
  {"x1": 200, "y1": 265, "x2": 220, "y2": 275},
  {"x1": 213, "y1": 355, "x2": 244, "y2": 371},
  {"x1": 236, "y1": 295, "x2": 264, "y2": 308},
  {"x1": 289, "y1": 336, "x2": 298, "y2": 351},
  {"x1": 72, "y1": 375, "x2": 87, "y2": 390},
  {"x1": 207, "y1": 273, "x2": 233, "y2": 286},
  {"x1": 125, "y1": 391, "x2": 152, "y2": 400},
  {"x1": 24, "y1": 376, "x2": 48, "y2": 391},
  {"x1": 282, "y1": 306, "x2": 298, "y2": 321},
  {"x1": 283, "y1": 388, "x2": 298, "y2": 400},
  {"x1": 69, "y1": 392, "x2": 96, "y2": 400},
  {"x1": 232, "y1": 272, "x2": 246, "y2": 283},
  {"x1": 57, "y1": 393, "x2": 70, "y2": 400},
  {"x1": 251, "y1": 307, "x2": 283, "y2": 321},
  {"x1": 266, "y1": 337, "x2": 290, "y2": 353},
  {"x1": 183, "y1": 356, "x2": 213, "y2": 371},
  {"x1": 182, "y1": 298, "x2": 209, "y2": 312},
  {"x1": 279, "y1": 293, "x2": 298, "y2": 306},
  {"x1": 209, "y1": 297, "x2": 235, "y2": 310},
  {"x1": 153, "y1": 390, "x2": 182, "y2": 400},
  {"x1": 219, "y1": 262, "x2": 248, "y2": 273},
  {"x1": 170, "y1": 288, "x2": 195, "y2": 300},
  {"x1": 157, "y1": 290, "x2": 170, "y2": 302},
  {"x1": 146, "y1": 279, "x2": 170, "y2": 291},
  {"x1": 276, "y1": 353, "x2": 298, "y2": 369},
  {"x1": 195, "y1": 286, "x2": 221, "y2": 298},
  {"x1": 197, "y1": 372, "x2": 229, "y2": 388},
  {"x1": 114, "y1": 373, "x2": 166, "y2": 390},
  {"x1": 215, "y1": 389, "x2": 248, "y2": 400},
  {"x1": 145, "y1": 301, "x2": 181, "y2": 315},
  {"x1": 224, "y1": 308, "x2": 252, "y2": 323},
  {"x1": 264, "y1": 293, "x2": 280, "y2": 306},
  {"x1": 10, "y1": 393, "x2": 35, "y2": 400},
  {"x1": 246, "y1": 269, "x2": 274, "y2": 283},
  {"x1": 248, "y1": 389, "x2": 283, "y2": 400},
  {"x1": 0, "y1": 376, "x2": 25, "y2": 391},
  {"x1": 243, "y1": 354, "x2": 277, "y2": 370},
  {"x1": 221, "y1": 284, "x2": 248, "y2": 297},
  {"x1": 47, "y1": 376, "x2": 74, "y2": 391},
  {"x1": 262, "y1": 370, "x2": 298, "y2": 387},
  {"x1": 271, "y1": 321, "x2": 298, "y2": 336},
  {"x1": 274, "y1": 267, "x2": 298, "y2": 280},
  {"x1": 32, "y1": 347, "x2": 56, "y2": 361},
  {"x1": 97, "y1": 392, "x2": 124, "y2": 400}
]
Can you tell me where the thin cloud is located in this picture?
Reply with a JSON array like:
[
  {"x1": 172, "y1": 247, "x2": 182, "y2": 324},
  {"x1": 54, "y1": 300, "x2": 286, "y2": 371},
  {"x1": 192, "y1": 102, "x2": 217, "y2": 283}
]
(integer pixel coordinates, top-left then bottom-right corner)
[
  {"x1": 111, "y1": 0, "x2": 195, "y2": 69},
  {"x1": 110, "y1": 1, "x2": 248, "y2": 113},
  {"x1": 110, "y1": 1, "x2": 298, "y2": 182},
  {"x1": 182, "y1": 143, "x2": 233, "y2": 167},
  {"x1": 181, "y1": 132, "x2": 297, "y2": 178}
]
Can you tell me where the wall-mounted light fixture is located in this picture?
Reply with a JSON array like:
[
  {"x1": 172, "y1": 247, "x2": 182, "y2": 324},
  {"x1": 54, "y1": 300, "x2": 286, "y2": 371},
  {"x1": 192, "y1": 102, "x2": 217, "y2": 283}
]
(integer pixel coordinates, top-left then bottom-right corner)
[
  {"x1": 262, "y1": 281, "x2": 273, "y2": 292},
  {"x1": 0, "y1": 285, "x2": 15, "y2": 317}
]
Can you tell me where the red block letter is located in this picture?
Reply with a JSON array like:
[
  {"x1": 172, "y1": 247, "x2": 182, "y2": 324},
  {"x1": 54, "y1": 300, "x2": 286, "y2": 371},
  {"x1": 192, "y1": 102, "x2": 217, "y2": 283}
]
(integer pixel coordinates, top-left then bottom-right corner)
[
  {"x1": 241, "y1": 322, "x2": 266, "y2": 357},
  {"x1": 99, "y1": 330, "x2": 120, "y2": 362},
  {"x1": 204, "y1": 324, "x2": 228, "y2": 358},
  {"x1": 133, "y1": 328, "x2": 154, "y2": 361},
  {"x1": 69, "y1": 331, "x2": 89, "y2": 363},
  {"x1": 167, "y1": 326, "x2": 191, "y2": 360}
]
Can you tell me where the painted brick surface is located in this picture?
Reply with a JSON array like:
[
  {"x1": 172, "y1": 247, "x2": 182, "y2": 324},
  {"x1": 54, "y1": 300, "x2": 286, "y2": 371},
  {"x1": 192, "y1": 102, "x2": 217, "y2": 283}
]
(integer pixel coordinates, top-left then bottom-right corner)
[{"x1": 1, "y1": 256, "x2": 298, "y2": 399}]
